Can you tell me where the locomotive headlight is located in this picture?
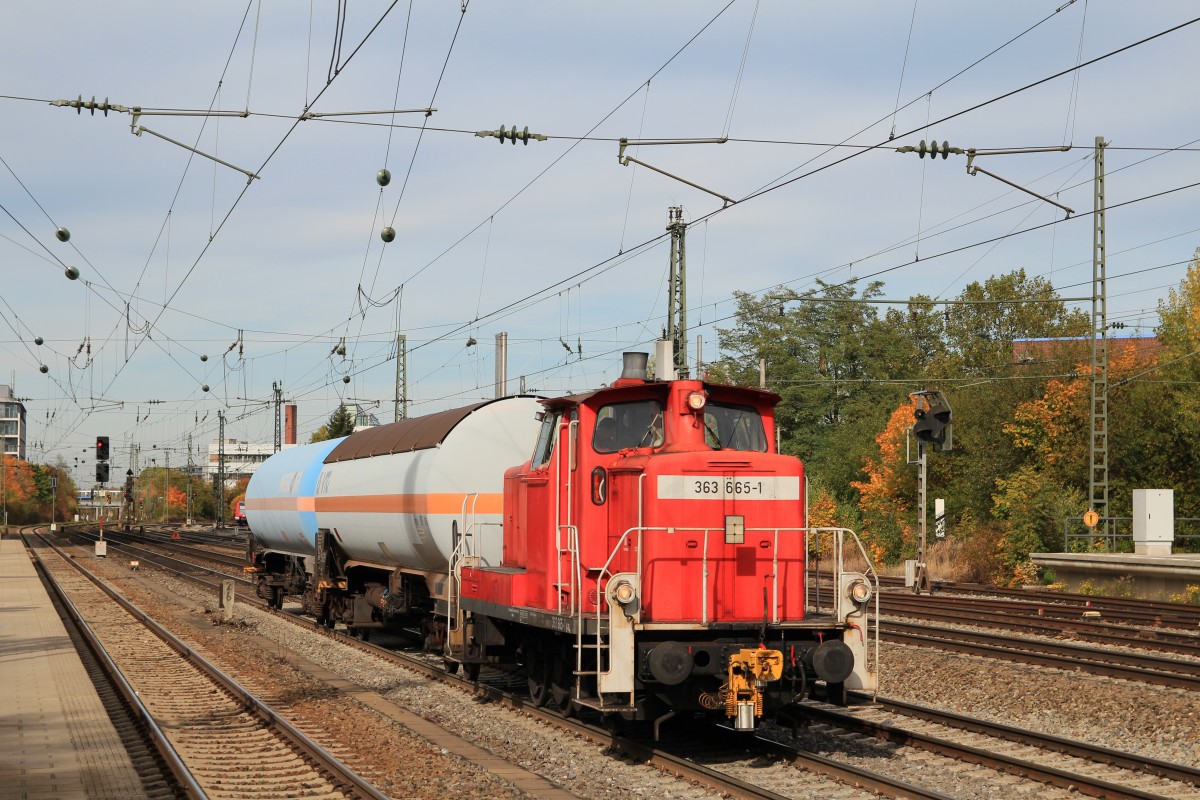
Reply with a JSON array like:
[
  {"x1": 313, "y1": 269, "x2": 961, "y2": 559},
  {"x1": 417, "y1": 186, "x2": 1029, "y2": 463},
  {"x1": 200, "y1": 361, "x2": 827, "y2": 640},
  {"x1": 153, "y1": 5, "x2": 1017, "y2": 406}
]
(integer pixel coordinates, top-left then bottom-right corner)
[
  {"x1": 686, "y1": 391, "x2": 707, "y2": 411},
  {"x1": 611, "y1": 579, "x2": 636, "y2": 605},
  {"x1": 849, "y1": 579, "x2": 872, "y2": 605}
]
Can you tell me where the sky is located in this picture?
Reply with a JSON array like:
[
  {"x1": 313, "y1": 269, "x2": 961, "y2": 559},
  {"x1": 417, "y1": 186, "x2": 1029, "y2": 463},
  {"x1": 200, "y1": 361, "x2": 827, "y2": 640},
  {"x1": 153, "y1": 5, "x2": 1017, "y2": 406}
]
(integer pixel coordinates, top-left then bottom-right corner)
[{"x1": 3, "y1": 1, "x2": 1199, "y2": 488}]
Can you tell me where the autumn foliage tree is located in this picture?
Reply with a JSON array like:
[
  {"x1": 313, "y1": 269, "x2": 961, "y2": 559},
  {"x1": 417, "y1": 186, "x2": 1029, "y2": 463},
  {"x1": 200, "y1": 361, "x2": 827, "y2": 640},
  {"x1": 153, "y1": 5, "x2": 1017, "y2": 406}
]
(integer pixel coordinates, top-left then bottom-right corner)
[
  {"x1": 0, "y1": 456, "x2": 76, "y2": 525},
  {"x1": 850, "y1": 403, "x2": 916, "y2": 564}
]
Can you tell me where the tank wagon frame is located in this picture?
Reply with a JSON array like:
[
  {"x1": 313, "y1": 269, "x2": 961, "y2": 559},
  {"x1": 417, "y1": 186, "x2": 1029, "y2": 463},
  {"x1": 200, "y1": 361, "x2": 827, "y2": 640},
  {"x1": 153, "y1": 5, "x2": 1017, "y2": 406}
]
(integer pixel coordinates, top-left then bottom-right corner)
[{"x1": 246, "y1": 355, "x2": 878, "y2": 735}]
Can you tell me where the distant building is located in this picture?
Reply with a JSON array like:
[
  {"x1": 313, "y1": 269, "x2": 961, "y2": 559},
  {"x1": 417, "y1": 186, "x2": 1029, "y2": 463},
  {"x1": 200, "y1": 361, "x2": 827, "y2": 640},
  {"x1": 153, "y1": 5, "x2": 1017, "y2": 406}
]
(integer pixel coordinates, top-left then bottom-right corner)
[
  {"x1": 1013, "y1": 336, "x2": 1160, "y2": 365},
  {"x1": 205, "y1": 439, "x2": 294, "y2": 480},
  {"x1": 203, "y1": 403, "x2": 378, "y2": 479},
  {"x1": 0, "y1": 384, "x2": 27, "y2": 460},
  {"x1": 344, "y1": 403, "x2": 380, "y2": 432}
]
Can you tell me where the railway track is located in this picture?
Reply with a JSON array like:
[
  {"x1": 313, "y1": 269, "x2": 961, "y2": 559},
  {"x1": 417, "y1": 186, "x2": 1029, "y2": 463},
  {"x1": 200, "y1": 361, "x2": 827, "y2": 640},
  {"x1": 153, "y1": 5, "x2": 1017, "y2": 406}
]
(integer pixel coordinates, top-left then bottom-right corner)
[
  {"x1": 26, "y1": 532, "x2": 387, "y2": 800},
  {"x1": 882, "y1": 619, "x2": 1200, "y2": 690},
  {"x1": 877, "y1": 592, "x2": 1200, "y2": 658},
  {"x1": 878, "y1": 575, "x2": 1200, "y2": 629},
  {"x1": 61, "y1": 527, "x2": 1200, "y2": 800},
  {"x1": 795, "y1": 695, "x2": 1200, "y2": 799}
]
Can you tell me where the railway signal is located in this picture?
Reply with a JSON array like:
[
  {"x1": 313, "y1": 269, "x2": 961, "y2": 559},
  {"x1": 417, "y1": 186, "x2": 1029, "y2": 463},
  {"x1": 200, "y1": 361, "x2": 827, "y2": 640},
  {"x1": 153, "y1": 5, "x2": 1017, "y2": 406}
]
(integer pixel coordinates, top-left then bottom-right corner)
[
  {"x1": 95, "y1": 462, "x2": 110, "y2": 483},
  {"x1": 913, "y1": 398, "x2": 953, "y2": 451},
  {"x1": 96, "y1": 435, "x2": 110, "y2": 461},
  {"x1": 909, "y1": 390, "x2": 953, "y2": 594}
]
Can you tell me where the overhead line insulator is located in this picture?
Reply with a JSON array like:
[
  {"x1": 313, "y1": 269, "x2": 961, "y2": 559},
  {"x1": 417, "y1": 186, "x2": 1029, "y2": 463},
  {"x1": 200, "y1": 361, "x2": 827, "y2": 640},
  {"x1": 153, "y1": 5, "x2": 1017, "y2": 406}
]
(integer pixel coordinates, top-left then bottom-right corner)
[
  {"x1": 895, "y1": 139, "x2": 964, "y2": 159},
  {"x1": 50, "y1": 95, "x2": 129, "y2": 116},
  {"x1": 475, "y1": 125, "x2": 547, "y2": 145}
]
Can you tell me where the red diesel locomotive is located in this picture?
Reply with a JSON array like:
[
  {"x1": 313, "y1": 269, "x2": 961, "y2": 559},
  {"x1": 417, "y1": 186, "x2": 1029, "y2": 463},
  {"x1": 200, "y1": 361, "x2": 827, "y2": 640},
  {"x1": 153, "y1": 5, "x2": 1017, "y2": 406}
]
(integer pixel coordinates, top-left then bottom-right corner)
[
  {"x1": 246, "y1": 352, "x2": 877, "y2": 735},
  {"x1": 454, "y1": 353, "x2": 876, "y2": 732}
]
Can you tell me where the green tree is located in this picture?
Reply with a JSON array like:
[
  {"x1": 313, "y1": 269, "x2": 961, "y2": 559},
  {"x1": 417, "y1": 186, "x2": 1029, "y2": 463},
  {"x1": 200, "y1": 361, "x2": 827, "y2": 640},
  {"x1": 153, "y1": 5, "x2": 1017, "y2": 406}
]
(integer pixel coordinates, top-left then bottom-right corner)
[
  {"x1": 940, "y1": 269, "x2": 1089, "y2": 375},
  {"x1": 311, "y1": 404, "x2": 355, "y2": 443},
  {"x1": 713, "y1": 279, "x2": 912, "y2": 503}
]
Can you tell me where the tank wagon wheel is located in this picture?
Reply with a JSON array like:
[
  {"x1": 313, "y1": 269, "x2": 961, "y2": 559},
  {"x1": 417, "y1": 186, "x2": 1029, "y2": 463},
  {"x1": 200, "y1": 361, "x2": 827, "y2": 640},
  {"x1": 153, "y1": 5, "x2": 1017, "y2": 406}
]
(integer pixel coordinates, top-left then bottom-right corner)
[
  {"x1": 271, "y1": 587, "x2": 284, "y2": 609},
  {"x1": 443, "y1": 659, "x2": 460, "y2": 675}
]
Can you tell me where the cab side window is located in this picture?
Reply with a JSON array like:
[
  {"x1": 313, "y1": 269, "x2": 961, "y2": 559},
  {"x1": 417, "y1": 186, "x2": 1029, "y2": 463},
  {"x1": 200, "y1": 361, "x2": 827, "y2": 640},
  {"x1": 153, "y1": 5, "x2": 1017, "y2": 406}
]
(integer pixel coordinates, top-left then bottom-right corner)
[{"x1": 531, "y1": 410, "x2": 561, "y2": 468}]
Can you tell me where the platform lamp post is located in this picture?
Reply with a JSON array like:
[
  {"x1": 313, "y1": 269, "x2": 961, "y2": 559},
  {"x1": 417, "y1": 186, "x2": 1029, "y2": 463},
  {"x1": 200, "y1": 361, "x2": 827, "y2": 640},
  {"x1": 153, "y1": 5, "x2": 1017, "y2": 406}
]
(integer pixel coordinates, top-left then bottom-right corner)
[{"x1": 908, "y1": 390, "x2": 953, "y2": 595}]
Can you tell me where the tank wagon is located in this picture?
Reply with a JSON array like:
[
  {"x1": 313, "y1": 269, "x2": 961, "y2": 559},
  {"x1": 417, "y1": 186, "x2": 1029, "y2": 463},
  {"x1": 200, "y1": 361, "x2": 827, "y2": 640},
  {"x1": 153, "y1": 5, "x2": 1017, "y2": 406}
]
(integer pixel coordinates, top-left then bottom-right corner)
[{"x1": 245, "y1": 353, "x2": 877, "y2": 735}]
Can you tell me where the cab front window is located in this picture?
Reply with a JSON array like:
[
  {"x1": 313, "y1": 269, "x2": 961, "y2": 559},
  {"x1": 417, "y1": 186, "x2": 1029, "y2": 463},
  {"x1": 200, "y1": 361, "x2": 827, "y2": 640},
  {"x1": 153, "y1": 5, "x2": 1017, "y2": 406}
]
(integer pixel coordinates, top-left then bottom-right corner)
[
  {"x1": 703, "y1": 402, "x2": 767, "y2": 452},
  {"x1": 593, "y1": 400, "x2": 664, "y2": 453}
]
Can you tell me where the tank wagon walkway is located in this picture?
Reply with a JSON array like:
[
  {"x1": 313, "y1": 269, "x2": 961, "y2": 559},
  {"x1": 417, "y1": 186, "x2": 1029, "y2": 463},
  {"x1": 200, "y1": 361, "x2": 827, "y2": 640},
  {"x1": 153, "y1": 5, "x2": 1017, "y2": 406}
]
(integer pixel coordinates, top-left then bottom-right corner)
[{"x1": 0, "y1": 533, "x2": 147, "y2": 799}]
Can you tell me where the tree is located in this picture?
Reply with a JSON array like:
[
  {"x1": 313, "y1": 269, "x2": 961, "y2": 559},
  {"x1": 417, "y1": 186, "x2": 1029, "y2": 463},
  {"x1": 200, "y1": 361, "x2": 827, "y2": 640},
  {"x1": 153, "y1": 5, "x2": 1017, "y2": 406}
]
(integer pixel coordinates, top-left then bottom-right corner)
[
  {"x1": 712, "y1": 279, "x2": 912, "y2": 504},
  {"x1": 1146, "y1": 248, "x2": 1200, "y2": 520},
  {"x1": 312, "y1": 404, "x2": 356, "y2": 443},
  {"x1": 940, "y1": 269, "x2": 1089, "y2": 375},
  {"x1": 1, "y1": 455, "x2": 38, "y2": 524},
  {"x1": 849, "y1": 402, "x2": 916, "y2": 564}
]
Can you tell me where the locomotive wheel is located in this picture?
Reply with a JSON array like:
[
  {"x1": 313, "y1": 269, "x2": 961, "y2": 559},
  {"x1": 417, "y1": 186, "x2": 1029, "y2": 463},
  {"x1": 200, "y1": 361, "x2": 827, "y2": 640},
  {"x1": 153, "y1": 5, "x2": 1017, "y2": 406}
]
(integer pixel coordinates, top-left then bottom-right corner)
[
  {"x1": 550, "y1": 655, "x2": 574, "y2": 715},
  {"x1": 527, "y1": 656, "x2": 550, "y2": 708}
]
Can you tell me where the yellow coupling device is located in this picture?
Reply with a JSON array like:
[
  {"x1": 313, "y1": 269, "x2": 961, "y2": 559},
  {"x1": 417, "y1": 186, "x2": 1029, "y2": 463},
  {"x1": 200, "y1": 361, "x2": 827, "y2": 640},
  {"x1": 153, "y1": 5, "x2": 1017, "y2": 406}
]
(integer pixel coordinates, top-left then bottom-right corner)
[{"x1": 726, "y1": 648, "x2": 784, "y2": 731}]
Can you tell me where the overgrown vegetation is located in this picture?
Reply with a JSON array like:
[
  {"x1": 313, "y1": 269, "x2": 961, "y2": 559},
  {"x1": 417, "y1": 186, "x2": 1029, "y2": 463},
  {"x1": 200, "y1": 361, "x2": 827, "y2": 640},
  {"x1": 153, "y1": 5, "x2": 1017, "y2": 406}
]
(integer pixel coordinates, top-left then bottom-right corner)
[
  {"x1": 713, "y1": 252, "x2": 1200, "y2": 585},
  {"x1": 0, "y1": 455, "x2": 76, "y2": 524}
]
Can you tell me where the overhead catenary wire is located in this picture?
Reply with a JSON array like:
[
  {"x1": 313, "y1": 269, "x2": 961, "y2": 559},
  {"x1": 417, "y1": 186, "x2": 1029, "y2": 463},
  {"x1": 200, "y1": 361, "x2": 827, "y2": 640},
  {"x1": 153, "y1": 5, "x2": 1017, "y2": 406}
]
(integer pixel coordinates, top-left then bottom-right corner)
[
  {"x1": 7, "y1": 4, "x2": 1190, "y2": 455},
  {"x1": 33, "y1": 1, "x2": 405, "y2": 455}
]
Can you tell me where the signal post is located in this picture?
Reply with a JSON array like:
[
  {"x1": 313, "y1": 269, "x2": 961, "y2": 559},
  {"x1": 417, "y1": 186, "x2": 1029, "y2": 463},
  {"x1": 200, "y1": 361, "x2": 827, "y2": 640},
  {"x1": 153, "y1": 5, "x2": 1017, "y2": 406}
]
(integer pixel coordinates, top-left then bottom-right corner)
[{"x1": 909, "y1": 391, "x2": 952, "y2": 594}]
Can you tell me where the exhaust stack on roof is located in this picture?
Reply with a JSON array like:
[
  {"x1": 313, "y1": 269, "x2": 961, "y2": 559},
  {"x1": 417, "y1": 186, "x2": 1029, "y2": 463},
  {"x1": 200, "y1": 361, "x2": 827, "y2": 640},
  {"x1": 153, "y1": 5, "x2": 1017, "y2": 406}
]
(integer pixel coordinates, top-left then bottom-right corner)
[{"x1": 620, "y1": 352, "x2": 649, "y2": 381}]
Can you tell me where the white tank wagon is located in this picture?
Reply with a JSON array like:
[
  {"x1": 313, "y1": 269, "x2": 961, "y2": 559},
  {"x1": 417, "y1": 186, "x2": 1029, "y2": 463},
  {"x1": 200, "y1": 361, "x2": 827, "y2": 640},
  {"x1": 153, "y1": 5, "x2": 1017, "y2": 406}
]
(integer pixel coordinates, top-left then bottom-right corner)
[{"x1": 244, "y1": 396, "x2": 543, "y2": 630}]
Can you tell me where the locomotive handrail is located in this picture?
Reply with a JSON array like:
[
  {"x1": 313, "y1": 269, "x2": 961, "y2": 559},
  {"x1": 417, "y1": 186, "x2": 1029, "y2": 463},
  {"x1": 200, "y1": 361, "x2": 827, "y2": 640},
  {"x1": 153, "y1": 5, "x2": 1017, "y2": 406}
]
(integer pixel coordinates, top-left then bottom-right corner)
[{"x1": 590, "y1": 524, "x2": 878, "y2": 626}]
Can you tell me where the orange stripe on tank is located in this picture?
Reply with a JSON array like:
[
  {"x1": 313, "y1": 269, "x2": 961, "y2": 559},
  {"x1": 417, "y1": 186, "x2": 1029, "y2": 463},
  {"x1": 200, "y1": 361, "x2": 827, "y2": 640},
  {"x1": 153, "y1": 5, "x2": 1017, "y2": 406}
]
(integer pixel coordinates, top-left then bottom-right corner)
[{"x1": 246, "y1": 493, "x2": 501, "y2": 515}]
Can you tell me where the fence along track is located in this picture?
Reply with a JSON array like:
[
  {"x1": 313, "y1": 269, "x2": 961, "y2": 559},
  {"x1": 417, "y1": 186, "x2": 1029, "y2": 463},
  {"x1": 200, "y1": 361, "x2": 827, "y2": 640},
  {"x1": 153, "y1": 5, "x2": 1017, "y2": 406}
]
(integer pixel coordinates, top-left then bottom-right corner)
[{"x1": 26, "y1": 533, "x2": 389, "y2": 800}]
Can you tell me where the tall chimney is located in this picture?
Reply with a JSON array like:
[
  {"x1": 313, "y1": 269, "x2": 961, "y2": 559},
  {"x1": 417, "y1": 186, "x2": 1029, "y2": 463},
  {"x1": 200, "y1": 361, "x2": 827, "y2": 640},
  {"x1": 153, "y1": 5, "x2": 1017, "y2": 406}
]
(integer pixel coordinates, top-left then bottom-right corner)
[{"x1": 285, "y1": 404, "x2": 297, "y2": 445}]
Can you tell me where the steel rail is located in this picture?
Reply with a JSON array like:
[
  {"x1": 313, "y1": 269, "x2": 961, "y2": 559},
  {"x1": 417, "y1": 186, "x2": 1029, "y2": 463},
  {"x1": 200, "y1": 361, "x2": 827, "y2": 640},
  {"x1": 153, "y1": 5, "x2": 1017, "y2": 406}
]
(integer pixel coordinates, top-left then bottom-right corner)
[
  {"x1": 800, "y1": 700, "x2": 1182, "y2": 800},
  {"x1": 24, "y1": 532, "x2": 209, "y2": 800},
  {"x1": 879, "y1": 594, "x2": 1200, "y2": 657},
  {"x1": 62, "y1": 529, "x2": 957, "y2": 800},
  {"x1": 29, "y1": 532, "x2": 390, "y2": 800},
  {"x1": 875, "y1": 575, "x2": 1200, "y2": 628},
  {"x1": 65, "y1": 528, "x2": 255, "y2": 586},
  {"x1": 860, "y1": 693, "x2": 1200, "y2": 787},
  {"x1": 883, "y1": 621, "x2": 1200, "y2": 690}
]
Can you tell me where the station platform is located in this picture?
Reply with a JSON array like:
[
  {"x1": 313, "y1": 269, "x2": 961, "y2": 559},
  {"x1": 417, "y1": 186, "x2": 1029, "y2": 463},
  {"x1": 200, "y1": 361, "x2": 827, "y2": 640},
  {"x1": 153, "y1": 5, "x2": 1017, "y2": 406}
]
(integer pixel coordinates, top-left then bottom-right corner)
[
  {"x1": 0, "y1": 532, "x2": 149, "y2": 799},
  {"x1": 1031, "y1": 550, "x2": 1200, "y2": 601}
]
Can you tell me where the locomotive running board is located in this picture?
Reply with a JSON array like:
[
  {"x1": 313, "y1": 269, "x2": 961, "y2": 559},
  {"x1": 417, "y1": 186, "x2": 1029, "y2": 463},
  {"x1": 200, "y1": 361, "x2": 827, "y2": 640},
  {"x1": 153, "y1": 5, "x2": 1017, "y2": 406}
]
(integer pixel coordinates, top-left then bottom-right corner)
[{"x1": 459, "y1": 597, "x2": 600, "y2": 636}]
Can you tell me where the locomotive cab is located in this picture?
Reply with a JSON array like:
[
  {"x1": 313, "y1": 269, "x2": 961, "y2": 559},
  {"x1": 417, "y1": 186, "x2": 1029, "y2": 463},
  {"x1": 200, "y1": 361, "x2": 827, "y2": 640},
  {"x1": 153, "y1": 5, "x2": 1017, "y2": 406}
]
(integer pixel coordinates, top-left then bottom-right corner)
[{"x1": 457, "y1": 354, "x2": 878, "y2": 734}]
